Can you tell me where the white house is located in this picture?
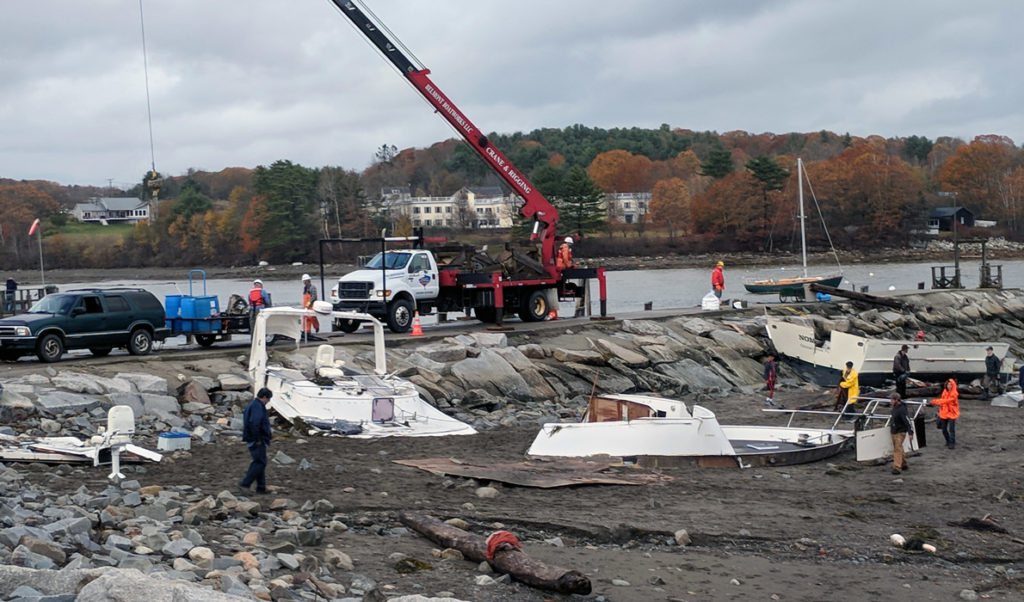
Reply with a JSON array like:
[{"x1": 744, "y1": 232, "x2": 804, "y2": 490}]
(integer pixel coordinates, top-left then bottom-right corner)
[{"x1": 71, "y1": 197, "x2": 150, "y2": 224}]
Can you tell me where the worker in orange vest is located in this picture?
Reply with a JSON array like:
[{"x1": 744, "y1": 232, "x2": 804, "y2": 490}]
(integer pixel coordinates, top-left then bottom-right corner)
[
  {"x1": 556, "y1": 236, "x2": 575, "y2": 270},
  {"x1": 248, "y1": 279, "x2": 271, "y2": 329},
  {"x1": 301, "y1": 274, "x2": 321, "y2": 339}
]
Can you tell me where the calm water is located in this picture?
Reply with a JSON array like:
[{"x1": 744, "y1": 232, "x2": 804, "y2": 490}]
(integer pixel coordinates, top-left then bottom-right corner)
[{"x1": 24, "y1": 257, "x2": 1021, "y2": 335}]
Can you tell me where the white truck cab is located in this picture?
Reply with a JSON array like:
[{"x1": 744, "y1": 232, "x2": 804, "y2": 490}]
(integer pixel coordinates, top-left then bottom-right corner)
[{"x1": 331, "y1": 250, "x2": 439, "y2": 333}]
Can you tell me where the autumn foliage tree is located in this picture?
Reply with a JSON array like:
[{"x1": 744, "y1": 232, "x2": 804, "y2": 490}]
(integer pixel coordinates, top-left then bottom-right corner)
[
  {"x1": 938, "y1": 137, "x2": 1021, "y2": 229},
  {"x1": 649, "y1": 178, "x2": 690, "y2": 240}
]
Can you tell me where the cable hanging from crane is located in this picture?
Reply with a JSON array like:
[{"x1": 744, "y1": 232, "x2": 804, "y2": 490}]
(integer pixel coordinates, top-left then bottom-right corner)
[{"x1": 138, "y1": 0, "x2": 162, "y2": 212}]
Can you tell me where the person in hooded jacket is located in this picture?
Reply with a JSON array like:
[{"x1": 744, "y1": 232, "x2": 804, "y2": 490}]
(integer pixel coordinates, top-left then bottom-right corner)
[{"x1": 929, "y1": 378, "x2": 959, "y2": 449}]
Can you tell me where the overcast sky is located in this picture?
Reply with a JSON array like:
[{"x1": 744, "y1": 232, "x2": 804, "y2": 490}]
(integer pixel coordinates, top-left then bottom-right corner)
[{"x1": 2, "y1": 0, "x2": 1021, "y2": 189}]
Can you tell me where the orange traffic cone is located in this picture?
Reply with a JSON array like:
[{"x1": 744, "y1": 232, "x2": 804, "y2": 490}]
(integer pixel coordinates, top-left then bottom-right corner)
[
  {"x1": 410, "y1": 311, "x2": 423, "y2": 336},
  {"x1": 547, "y1": 307, "x2": 558, "y2": 321}
]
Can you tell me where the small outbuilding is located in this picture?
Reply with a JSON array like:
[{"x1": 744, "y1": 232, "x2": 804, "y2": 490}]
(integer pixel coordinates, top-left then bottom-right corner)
[{"x1": 927, "y1": 206, "x2": 974, "y2": 232}]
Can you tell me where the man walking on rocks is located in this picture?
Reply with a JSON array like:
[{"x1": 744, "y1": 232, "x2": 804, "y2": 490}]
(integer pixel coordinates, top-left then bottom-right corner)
[
  {"x1": 892, "y1": 345, "x2": 910, "y2": 398},
  {"x1": 240, "y1": 387, "x2": 273, "y2": 494},
  {"x1": 889, "y1": 393, "x2": 913, "y2": 475}
]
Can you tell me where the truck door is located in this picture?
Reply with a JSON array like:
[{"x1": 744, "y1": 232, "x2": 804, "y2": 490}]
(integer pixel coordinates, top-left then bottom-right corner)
[
  {"x1": 406, "y1": 252, "x2": 439, "y2": 301},
  {"x1": 67, "y1": 295, "x2": 107, "y2": 348}
]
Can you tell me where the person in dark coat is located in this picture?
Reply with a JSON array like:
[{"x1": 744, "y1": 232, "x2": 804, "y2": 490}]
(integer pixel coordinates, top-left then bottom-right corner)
[
  {"x1": 763, "y1": 354, "x2": 777, "y2": 406},
  {"x1": 239, "y1": 387, "x2": 273, "y2": 494},
  {"x1": 982, "y1": 346, "x2": 1001, "y2": 399},
  {"x1": 889, "y1": 393, "x2": 914, "y2": 475},
  {"x1": 892, "y1": 344, "x2": 910, "y2": 398}
]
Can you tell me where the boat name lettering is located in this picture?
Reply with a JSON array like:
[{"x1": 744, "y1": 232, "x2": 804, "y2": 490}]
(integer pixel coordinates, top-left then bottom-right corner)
[{"x1": 798, "y1": 334, "x2": 815, "y2": 344}]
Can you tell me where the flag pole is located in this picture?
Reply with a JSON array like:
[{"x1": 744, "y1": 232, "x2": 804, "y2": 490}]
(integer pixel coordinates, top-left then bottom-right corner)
[{"x1": 38, "y1": 230, "x2": 45, "y2": 286}]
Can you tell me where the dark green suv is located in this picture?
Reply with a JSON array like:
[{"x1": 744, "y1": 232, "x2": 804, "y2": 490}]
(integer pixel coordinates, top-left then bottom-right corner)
[{"x1": 0, "y1": 288, "x2": 170, "y2": 362}]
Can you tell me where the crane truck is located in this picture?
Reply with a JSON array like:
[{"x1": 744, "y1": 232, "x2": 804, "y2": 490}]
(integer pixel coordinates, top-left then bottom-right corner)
[{"x1": 326, "y1": 0, "x2": 609, "y2": 333}]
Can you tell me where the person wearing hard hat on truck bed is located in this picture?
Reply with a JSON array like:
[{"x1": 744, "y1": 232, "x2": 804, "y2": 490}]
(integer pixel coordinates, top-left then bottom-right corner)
[{"x1": 556, "y1": 236, "x2": 575, "y2": 270}]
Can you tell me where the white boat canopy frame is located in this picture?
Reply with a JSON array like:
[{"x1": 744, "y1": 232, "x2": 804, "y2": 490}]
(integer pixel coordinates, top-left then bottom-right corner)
[{"x1": 247, "y1": 304, "x2": 388, "y2": 395}]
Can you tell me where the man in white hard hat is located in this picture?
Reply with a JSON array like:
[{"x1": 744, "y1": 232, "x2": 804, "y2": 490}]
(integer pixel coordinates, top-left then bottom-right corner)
[
  {"x1": 556, "y1": 236, "x2": 575, "y2": 270},
  {"x1": 301, "y1": 274, "x2": 322, "y2": 340},
  {"x1": 248, "y1": 279, "x2": 271, "y2": 330}
]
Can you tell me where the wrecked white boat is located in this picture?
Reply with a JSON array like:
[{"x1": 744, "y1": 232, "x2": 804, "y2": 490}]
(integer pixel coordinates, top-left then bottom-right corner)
[
  {"x1": 247, "y1": 304, "x2": 476, "y2": 438},
  {"x1": 527, "y1": 393, "x2": 855, "y2": 468},
  {"x1": 765, "y1": 315, "x2": 1012, "y2": 387},
  {"x1": 0, "y1": 405, "x2": 162, "y2": 481}
]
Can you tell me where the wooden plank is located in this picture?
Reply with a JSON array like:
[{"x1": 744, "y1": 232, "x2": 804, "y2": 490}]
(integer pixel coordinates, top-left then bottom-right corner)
[{"x1": 393, "y1": 457, "x2": 670, "y2": 488}]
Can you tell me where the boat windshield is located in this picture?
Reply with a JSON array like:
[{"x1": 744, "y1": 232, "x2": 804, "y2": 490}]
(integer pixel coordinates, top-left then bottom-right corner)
[
  {"x1": 364, "y1": 252, "x2": 410, "y2": 270},
  {"x1": 28, "y1": 294, "x2": 75, "y2": 314}
]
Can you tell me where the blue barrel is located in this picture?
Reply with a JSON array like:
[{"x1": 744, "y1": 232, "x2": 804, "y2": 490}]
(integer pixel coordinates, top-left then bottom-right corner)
[
  {"x1": 180, "y1": 297, "x2": 197, "y2": 319},
  {"x1": 164, "y1": 295, "x2": 182, "y2": 319},
  {"x1": 191, "y1": 296, "x2": 219, "y2": 318}
]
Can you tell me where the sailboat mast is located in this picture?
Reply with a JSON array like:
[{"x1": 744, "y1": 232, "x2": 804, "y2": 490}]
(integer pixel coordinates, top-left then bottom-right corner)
[{"x1": 798, "y1": 158, "x2": 808, "y2": 278}]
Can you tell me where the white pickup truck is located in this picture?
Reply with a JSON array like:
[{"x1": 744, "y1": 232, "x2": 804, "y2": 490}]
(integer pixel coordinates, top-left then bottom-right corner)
[{"x1": 330, "y1": 249, "x2": 440, "y2": 333}]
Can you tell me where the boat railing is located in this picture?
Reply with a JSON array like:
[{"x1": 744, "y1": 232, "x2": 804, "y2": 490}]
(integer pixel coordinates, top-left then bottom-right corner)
[{"x1": 765, "y1": 396, "x2": 928, "y2": 430}]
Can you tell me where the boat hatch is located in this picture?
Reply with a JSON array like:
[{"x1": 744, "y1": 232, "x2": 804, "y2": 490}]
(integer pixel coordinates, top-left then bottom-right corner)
[{"x1": 372, "y1": 398, "x2": 395, "y2": 423}]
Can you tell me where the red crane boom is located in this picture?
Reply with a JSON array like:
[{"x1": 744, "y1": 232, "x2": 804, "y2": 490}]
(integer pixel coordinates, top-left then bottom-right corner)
[{"x1": 329, "y1": 0, "x2": 561, "y2": 276}]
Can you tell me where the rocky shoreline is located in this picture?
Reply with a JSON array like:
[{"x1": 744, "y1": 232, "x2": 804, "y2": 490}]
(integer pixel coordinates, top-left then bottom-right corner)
[{"x1": 2, "y1": 288, "x2": 1024, "y2": 600}]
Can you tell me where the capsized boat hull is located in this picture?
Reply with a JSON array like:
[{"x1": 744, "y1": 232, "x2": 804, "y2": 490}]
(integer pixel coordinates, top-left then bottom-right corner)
[
  {"x1": 765, "y1": 315, "x2": 1013, "y2": 386},
  {"x1": 743, "y1": 274, "x2": 843, "y2": 294}
]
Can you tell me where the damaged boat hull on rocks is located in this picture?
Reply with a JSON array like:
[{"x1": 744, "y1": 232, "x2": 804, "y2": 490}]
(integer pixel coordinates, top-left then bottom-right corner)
[
  {"x1": 247, "y1": 305, "x2": 476, "y2": 438},
  {"x1": 765, "y1": 315, "x2": 1012, "y2": 387},
  {"x1": 527, "y1": 393, "x2": 853, "y2": 468}
]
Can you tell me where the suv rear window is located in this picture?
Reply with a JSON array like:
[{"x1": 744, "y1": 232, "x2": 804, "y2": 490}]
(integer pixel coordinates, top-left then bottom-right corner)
[
  {"x1": 104, "y1": 295, "x2": 130, "y2": 312},
  {"x1": 129, "y1": 292, "x2": 163, "y2": 312}
]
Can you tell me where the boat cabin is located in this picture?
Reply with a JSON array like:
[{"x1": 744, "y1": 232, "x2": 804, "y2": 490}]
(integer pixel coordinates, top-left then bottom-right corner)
[{"x1": 583, "y1": 394, "x2": 689, "y2": 422}]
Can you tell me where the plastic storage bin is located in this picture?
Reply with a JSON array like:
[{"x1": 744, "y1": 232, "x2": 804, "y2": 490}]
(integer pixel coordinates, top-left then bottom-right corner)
[{"x1": 157, "y1": 431, "x2": 191, "y2": 451}]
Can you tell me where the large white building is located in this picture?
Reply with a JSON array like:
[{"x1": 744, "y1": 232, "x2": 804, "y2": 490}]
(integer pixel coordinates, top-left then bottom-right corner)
[
  {"x1": 378, "y1": 186, "x2": 517, "y2": 229},
  {"x1": 375, "y1": 186, "x2": 651, "y2": 227}
]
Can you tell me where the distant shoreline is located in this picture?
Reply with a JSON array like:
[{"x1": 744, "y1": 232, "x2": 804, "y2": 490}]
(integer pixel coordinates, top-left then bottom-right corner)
[{"x1": 6, "y1": 244, "x2": 1023, "y2": 286}]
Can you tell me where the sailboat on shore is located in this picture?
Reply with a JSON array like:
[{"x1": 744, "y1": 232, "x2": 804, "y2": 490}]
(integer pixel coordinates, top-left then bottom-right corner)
[{"x1": 744, "y1": 158, "x2": 843, "y2": 299}]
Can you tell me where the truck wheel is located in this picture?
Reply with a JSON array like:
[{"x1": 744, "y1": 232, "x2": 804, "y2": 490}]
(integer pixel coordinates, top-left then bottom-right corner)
[
  {"x1": 474, "y1": 306, "x2": 497, "y2": 323},
  {"x1": 128, "y1": 329, "x2": 153, "y2": 355},
  {"x1": 194, "y1": 334, "x2": 216, "y2": 347},
  {"x1": 36, "y1": 333, "x2": 65, "y2": 363},
  {"x1": 386, "y1": 299, "x2": 413, "y2": 333},
  {"x1": 334, "y1": 318, "x2": 361, "y2": 333},
  {"x1": 519, "y1": 290, "x2": 549, "y2": 322}
]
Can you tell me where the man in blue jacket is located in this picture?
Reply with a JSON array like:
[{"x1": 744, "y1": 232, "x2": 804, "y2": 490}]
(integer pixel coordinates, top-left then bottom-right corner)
[{"x1": 239, "y1": 388, "x2": 273, "y2": 494}]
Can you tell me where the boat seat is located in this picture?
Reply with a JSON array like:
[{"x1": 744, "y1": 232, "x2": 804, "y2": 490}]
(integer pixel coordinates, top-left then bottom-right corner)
[
  {"x1": 315, "y1": 344, "x2": 345, "y2": 379},
  {"x1": 106, "y1": 405, "x2": 136, "y2": 445}
]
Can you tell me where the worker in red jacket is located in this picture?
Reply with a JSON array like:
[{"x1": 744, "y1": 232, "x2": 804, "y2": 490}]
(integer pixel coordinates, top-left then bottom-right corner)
[{"x1": 711, "y1": 261, "x2": 725, "y2": 299}]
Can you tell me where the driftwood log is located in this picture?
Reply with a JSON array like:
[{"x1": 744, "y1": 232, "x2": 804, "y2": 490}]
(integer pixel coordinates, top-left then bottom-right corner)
[
  {"x1": 809, "y1": 283, "x2": 906, "y2": 309},
  {"x1": 398, "y1": 511, "x2": 592, "y2": 595}
]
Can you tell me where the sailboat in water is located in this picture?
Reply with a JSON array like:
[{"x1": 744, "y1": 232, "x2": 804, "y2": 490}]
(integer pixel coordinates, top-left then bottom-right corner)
[{"x1": 743, "y1": 158, "x2": 843, "y2": 299}]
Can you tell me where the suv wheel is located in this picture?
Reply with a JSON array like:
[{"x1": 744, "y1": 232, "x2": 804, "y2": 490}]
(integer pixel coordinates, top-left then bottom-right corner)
[
  {"x1": 128, "y1": 329, "x2": 153, "y2": 355},
  {"x1": 36, "y1": 333, "x2": 65, "y2": 363}
]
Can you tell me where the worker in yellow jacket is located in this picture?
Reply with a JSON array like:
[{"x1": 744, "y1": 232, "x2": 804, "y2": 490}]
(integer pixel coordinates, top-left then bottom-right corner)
[{"x1": 836, "y1": 361, "x2": 859, "y2": 414}]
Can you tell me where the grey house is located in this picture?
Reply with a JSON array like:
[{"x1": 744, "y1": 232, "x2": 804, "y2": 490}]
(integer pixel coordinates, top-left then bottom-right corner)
[{"x1": 71, "y1": 197, "x2": 150, "y2": 225}]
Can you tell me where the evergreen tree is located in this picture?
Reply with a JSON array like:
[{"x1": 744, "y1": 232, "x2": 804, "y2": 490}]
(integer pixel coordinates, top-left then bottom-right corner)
[
  {"x1": 556, "y1": 166, "x2": 606, "y2": 239},
  {"x1": 253, "y1": 160, "x2": 318, "y2": 263},
  {"x1": 700, "y1": 148, "x2": 734, "y2": 180},
  {"x1": 745, "y1": 155, "x2": 789, "y2": 252}
]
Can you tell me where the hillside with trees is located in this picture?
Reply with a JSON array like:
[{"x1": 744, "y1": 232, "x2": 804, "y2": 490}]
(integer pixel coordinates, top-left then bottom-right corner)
[{"x1": 2, "y1": 126, "x2": 1024, "y2": 270}]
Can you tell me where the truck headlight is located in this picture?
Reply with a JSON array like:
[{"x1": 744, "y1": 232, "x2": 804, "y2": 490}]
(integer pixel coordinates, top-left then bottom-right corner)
[
  {"x1": 375, "y1": 290, "x2": 391, "y2": 299},
  {"x1": 14, "y1": 326, "x2": 30, "y2": 336}
]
